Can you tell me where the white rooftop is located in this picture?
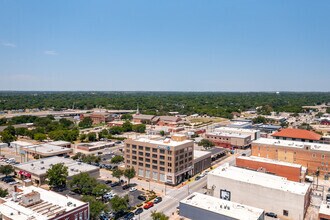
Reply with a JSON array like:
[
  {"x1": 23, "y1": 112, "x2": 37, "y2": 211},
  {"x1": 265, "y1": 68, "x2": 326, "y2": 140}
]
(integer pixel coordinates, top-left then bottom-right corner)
[
  {"x1": 131, "y1": 137, "x2": 193, "y2": 147},
  {"x1": 14, "y1": 156, "x2": 99, "y2": 176},
  {"x1": 209, "y1": 163, "x2": 310, "y2": 195},
  {"x1": 10, "y1": 141, "x2": 33, "y2": 146},
  {"x1": 319, "y1": 202, "x2": 330, "y2": 216},
  {"x1": 253, "y1": 138, "x2": 330, "y2": 152},
  {"x1": 23, "y1": 144, "x2": 72, "y2": 156},
  {"x1": 215, "y1": 127, "x2": 259, "y2": 133},
  {"x1": 237, "y1": 156, "x2": 302, "y2": 168},
  {"x1": 48, "y1": 140, "x2": 71, "y2": 146},
  {"x1": 193, "y1": 150, "x2": 212, "y2": 159},
  {"x1": 180, "y1": 192, "x2": 264, "y2": 219},
  {"x1": 207, "y1": 131, "x2": 250, "y2": 138},
  {"x1": 0, "y1": 186, "x2": 86, "y2": 220}
]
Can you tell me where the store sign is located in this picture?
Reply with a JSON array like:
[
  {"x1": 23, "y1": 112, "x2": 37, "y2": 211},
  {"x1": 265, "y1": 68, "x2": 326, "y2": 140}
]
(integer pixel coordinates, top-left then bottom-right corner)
[
  {"x1": 157, "y1": 145, "x2": 170, "y2": 151},
  {"x1": 19, "y1": 170, "x2": 31, "y2": 178}
]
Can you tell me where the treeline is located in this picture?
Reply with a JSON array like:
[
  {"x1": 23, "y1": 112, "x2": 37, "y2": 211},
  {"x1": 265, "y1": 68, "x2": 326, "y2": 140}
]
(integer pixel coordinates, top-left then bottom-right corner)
[{"x1": 0, "y1": 92, "x2": 330, "y2": 118}]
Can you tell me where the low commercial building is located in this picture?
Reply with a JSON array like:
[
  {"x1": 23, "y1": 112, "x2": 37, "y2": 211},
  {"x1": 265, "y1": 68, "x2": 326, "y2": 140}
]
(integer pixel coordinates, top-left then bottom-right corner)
[
  {"x1": 236, "y1": 156, "x2": 305, "y2": 182},
  {"x1": 319, "y1": 202, "x2": 330, "y2": 220},
  {"x1": 157, "y1": 116, "x2": 183, "y2": 127},
  {"x1": 272, "y1": 128, "x2": 322, "y2": 143},
  {"x1": 0, "y1": 185, "x2": 89, "y2": 220},
  {"x1": 10, "y1": 141, "x2": 33, "y2": 155},
  {"x1": 179, "y1": 192, "x2": 265, "y2": 220},
  {"x1": 22, "y1": 144, "x2": 73, "y2": 159},
  {"x1": 124, "y1": 134, "x2": 194, "y2": 185},
  {"x1": 193, "y1": 150, "x2": 212, "y2": 175},
  {"x1": 214, "y1": 127, "x2": 260, "y2": 140},
  {"x1": 207, "y1": 163, "x2": 311, "y2": 220},
  {"x1": 205, "y1": 132, "x2": 251, "y2": 149},
  {"x1": 14, "y1": 156, "x2": 100, "y2": 185},
  {"x1": 252, "y1": 138, "x2": 330, "y2": 175},
  {"x1": 48, "y1": 140, "x2": 71, "y2": 148},
  {"x1": 132, "y1": 114, "x2": 155, "y2": 124},
  {"x1": 76, "y1": 141, "x2": 114, "y2": 153}
]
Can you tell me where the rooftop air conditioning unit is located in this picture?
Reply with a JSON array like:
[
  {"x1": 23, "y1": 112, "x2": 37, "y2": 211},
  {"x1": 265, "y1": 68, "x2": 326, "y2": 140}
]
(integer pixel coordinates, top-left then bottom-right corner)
[{"x1": 41, "y1": 161, "x2": 44, "y2": 164}]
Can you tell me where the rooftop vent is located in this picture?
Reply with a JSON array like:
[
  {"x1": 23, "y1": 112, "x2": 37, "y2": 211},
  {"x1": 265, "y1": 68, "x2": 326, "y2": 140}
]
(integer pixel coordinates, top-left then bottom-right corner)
[
  {"x1": 31, "y1": 164, "x2": 34, "y2": 166},
  {"x1": 40, "y1": 161, "x2": 44, "y2": 164}
]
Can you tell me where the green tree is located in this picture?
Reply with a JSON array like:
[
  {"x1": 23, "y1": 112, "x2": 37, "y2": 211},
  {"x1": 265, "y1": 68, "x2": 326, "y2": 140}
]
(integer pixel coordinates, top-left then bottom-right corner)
[
  {"x1": 109, "y1": 126, "x2": 123, "y2": 135},
  {"x1": 198, "y1": 139, "x2": 215, "y2": 150},
  {"x1": 92, "y1": 183, "x2": 110, "y2": 198},
  {"x1": 160, "y1": 130, "x2": 165, "y2": 136},
  {"x1": 34, "y1": 133, "x2": 47, "y2": 141},
  {"x1": 151, "y1": 211, "x2": 169, "y2": 220},
  {"x1": 121, "y1": 114, "x2": 133, "y2": 120},
  {"x1": 46, "y1": 163, "x2": 68, "y2": 189},
  {"x1": 16, "y1": 127, "x2": 28, "y2": 136},
  {"x1": 122, "y1": 121, "x2": 133, "y2": 132},
  {"x1": 82, "y1": 195, "x2": 108, "y2": 220},
  {"x1": 79, "y1": 134, "x2": 87, "y2": 142},
  {"x1": 112, "y1": 169, "x2": 123, "y2": 182},
  {"x1": 69, "y1": 173, "x2": 98, "y2": 195},
  {"x1": 109, "y1": 195, "x2": 129, "y2": 212},
  {"x1": 0, "y1": 188, "x2": 8, "y2": 198},
  {"x1": 327, "y1": 108, "x2": 330, "y2": 114},
  {"x1": 79, "y1": 117, "x2": 93, "y2": 128},
  {"x1": 132, "y1": 124, "x2": 146, "y2": 133},
  {"x1": 252, "y1": 116, "x2": 267, "y2": 124},
  {"x1": 0, "y1": 130, "x2": 17, "y2": 144},
  {"x1": 111, "y1": 155, "x2": 124, "y2": 164},
  {"x1": 124, "y1": 167, "x2": 136, "y2": 184},
  {"x1": 4, "y1": 125, "x2": 16, "y2": 136},
  {"x1": 0, "y1": 165, "x2": 14, "y2": 177},
  {"x1": 59, "y1": 118, "x2": 74, "y2": 128},
  {"x1": 72, "y1": 152, "x2": 84, "y2": 160},
  {"x1": 98, "y1": 129, "x2": 109, "y2": 139},
  {"x1": 87, "y1": 132, "x2": 97, "y2": 142}
]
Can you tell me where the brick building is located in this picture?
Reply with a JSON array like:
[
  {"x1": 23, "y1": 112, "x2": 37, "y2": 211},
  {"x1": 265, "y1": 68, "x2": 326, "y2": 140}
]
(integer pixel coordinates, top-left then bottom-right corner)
[
  {"x1": 80, "y1": 112, "x2": 113, "y2": 124},
  {"x1": 124, "y1": 134, "x2": 194, "y2": 185},
  {"x1": 252, "y1": 138, "x2": 330, "y2": 175},
  {"x1": 236, "y1": 156, "x2": 304, "y2": 182},
  {"x1": 272, "y1": 128, "x2": 322, "y2": 143}
]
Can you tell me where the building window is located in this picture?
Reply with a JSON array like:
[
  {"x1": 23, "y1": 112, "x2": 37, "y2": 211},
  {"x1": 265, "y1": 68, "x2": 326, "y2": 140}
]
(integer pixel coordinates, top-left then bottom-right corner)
[
  {"x1": 153, "y1": 148, "x2": 158, "y2": 153},
  {"x1": 283, "y1": 210, "x2": 289, "y2": 216},
  {"x1": 152, "y1": 165, "x2": 158, "y2": 170},
  {"x1": 139, "y1": 146, "x2": 144, "y2": 150},
  {"x1": 312, "y1": 154, "x2": 316, "y2": 158},
  {"x1": 168, "y1": 168, "x2": 172, "y2": 172},
  {"x1": 322, "y1": 155, "x2": 325, "y2": 159},
  {"x1": 160, "y1": 149, "x2": 165, "y2": 154},
  {"x1": 168, "y1": 157, "x2": 172, "y2": 160},
  {"x1": 145, "y1": 147, "x2": 150, "y2": 151},
  {"x1": 132, "y1": 145, "x2": 137, "y2": 149}
]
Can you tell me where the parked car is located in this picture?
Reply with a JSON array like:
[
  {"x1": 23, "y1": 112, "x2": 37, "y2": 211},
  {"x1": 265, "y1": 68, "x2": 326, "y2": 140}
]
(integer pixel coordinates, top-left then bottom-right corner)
[
  {"x1": 195, "y1": 176, "x2": 201, "y2": 181},
  {"x1": 123, "y1": 212, "x2": 135, "y2": 220},
  {"x1": 110, "y1": 182, "x2": 120, "y2": 187},
  {"x1": 265, "y1": 212, "x2": 278, "y2": 218},
  {"x1": 137, "y1": 195, "x2": 146, "y2": 201},
  {"x1": 114, "y1": 210, "x2": 128, "y2": 219},
  {"x1": 105, "y1": 180, "x2": 112, "y2": 184},
  {"x1": 134, "y1": 208, "x2": 143, "y2": 215},
  {"x1": 143, "y1": 202, "x2": 154, "y2": 209},
  {"x1": 129, "y1": 187, "x2": 137, "y2": 192},
  {"x1": 122, "y1": 185, "x2": 130, "y2": 190},
  {"x1": 8, "y1": 181, "x2": 18, "y2": 185},
  {"x1": 154, "y1": 197, "x2": 162, "y2": 204},
  {"x1": 326, "y1": 194, "x2": 330, "y2": 202}
]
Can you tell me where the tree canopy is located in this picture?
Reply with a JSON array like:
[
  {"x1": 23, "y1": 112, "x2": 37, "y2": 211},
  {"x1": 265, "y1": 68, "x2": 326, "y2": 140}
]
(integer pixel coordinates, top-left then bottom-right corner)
[
  {"x1": 124, "y1": 167, "x2": 136, "y2": 184},
  {"x1": 198, "y1": 139, "x2": 215, "y2": 150},
  {"x1": 46, "y1": 163, "x2": 68, "y2": 188},
  {"x1": 0, "y1": 165, "x2": 14, "y2": 177}
]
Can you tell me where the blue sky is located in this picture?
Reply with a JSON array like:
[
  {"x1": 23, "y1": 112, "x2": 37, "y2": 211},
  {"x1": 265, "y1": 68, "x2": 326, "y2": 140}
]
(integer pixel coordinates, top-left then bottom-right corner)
[{"x1": 1, "y1": 0, "x2": 329, "y2": 91}]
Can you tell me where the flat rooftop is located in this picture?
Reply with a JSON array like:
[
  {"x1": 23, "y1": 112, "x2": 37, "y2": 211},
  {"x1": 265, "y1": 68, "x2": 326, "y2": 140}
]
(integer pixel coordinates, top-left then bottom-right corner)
[
  {"x1": 193, "y1": 150, "x2": 212, "y2": 159},
  {"x1": 48, "y1": 141, "x2": 71, "y2": 146},
  {"x1": 180, "y1": 192, "x2": 264, "y2": 219},
  {"x1": 23, "y1": 144, "x2": 72, "y2": 156},
  {"x1": 0, "y1": 186, "x2": 86, "y2": 220},
  {"x1": 209, "y1": 163, "x2": 310, "y2": 195},
  {"x1": 129, "y1": 137, "x2": 193, "y2": 147},
  {"x1": 215, "y1": 127, "x2": 259, "y2": 133},
  {"x1": 253, "y1": 138, "x2": 330, "y2": 152},
  {"x1": 237, "y1": 156, "x2": 302, "y2": 168},
  {"x1": 10, "y1": 141, "x2": 33, "y2": 146},
  {"x1": 206, "y1": 131, "x2": 250, "y2": 138},
  {"x1": 319, "y1": 202, "x2": 330, "y2": 216},
  {"x1": 14, "y1": 156, "x2": 99, "y2": 176}
]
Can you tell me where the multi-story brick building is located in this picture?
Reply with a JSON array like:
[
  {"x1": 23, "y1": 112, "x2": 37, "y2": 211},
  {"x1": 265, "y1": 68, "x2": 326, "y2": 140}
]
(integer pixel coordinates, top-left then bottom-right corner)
[
  {"x1": 252, "y1": 138, "x2": 330, "y2": 175},
  {"x1": 124, "y1": 134, "x2": 194, "y2": 185},
  {"x1": 236, "y1": 156, "x2": 305, "y2": 182},
  {"x1": 205, "y1": 132, "x2": 251, "y2": 149}
]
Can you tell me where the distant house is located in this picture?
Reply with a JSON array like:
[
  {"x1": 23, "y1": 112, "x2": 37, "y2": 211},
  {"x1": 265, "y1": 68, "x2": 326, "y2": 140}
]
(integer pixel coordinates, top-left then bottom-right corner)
[{"x1": 157, "y1": 116, "x2": 182, "y2": 127}]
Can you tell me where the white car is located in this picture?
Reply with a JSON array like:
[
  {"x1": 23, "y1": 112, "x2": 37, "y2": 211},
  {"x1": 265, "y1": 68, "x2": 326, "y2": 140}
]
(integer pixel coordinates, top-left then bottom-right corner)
[
  {"x1": 9, "y1": 181, "x2": 18, "y2": 185},
  {"x1": 129, "y1": 187, "x2": 137, "y2": 192}
]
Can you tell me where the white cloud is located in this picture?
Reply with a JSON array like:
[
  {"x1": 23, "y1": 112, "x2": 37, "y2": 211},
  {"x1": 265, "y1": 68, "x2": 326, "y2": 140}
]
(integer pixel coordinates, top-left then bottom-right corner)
[
  {"x1": 1, "y1": 42, "x2": 16, "y2": 48},
  {"x1": 44, "y1": 50, "x2": 58, "y2": 55}
]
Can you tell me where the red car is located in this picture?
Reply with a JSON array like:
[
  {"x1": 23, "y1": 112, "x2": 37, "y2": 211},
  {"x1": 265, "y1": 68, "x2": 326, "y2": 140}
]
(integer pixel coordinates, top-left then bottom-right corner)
[{"x1": 143, "y1": 202, "x2": 154, "y2": 209}]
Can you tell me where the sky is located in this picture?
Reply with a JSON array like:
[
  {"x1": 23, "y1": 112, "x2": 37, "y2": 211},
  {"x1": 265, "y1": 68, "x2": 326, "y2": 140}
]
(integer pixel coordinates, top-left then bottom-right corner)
[{"x1": 0, "y1": 0, "x2": 330, "y2": 91}]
